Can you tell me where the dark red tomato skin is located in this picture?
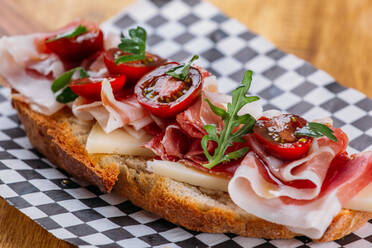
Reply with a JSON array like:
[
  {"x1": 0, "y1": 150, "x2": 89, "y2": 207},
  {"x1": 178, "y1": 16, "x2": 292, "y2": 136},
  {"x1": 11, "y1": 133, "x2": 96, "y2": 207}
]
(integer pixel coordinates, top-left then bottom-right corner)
[
  {"x1": 253, "y1": 114, "x2": 313, "y2": 161},
  {"x1": 45, "y1": 22, "x2": 104, "y2": 62},
  {"x1": 103, "y1": 48, "x2": 166, "y2": 84},
  {"x1": 70, "y1": 76, "x2": 126, "y2": 101},
  {"x1": 81, "y1": 50, "x2": 104, "y2": 69},
  {"x1": 135, "y1": 63, "x2": 203, "y2": 118}
]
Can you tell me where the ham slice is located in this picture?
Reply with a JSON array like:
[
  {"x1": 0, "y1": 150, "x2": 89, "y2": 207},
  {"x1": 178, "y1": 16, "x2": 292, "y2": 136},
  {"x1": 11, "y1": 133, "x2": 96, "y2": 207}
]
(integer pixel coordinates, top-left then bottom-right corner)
[
  {"x1": 0, "y1": 21, "x2": 119, "y2": 116},
  {"x1": 0, "y1": 34, "x2": 64, "y2": 115},
  {"x1": 72, "y1": 96, "x2": 123, "y2": 133},
  {"x1": 228, "y1": 129, "x2": 372, "y2": 239},
  {"x1": 101, "y1": 80, "x2": 153, "y2": 130},
  {"x1": 72, "y1": 80, "x2": 153, "y2": 133},
  {"x1": 241, "y1": 129, "x2": 348, "y2": 200},
  {"x1": 144, "y1": 124, "x2": 190, "y2": 161}
]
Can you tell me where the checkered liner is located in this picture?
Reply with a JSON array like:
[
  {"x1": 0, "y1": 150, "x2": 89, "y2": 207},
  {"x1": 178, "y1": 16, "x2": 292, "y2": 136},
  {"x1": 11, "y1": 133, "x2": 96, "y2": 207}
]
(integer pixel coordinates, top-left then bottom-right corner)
[{"x1": 0, "y1": 0, "x2": 372, "y2": 247}]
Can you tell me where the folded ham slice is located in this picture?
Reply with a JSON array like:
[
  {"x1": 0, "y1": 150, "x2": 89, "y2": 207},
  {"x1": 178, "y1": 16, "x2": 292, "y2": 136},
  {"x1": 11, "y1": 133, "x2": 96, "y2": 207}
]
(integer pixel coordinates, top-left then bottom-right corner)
[
  {"x1": 144, "y1": 124, "x2": 190, "y2": 160},
  {"x1": 72, "y1": 80, "x2": 153, "y2": 133},
  {"x1": 0, "y1": 34, "x2": 64, "y2": 115},
  {"x1": 0, "y1": 21, "x2": 121, "y2": 116},
  {"x1": 72, "y1": 96, "x2": 122, "y2": 133},
  {"x1": 228, "y1": 129, "x2": 372, "y2": 239}
]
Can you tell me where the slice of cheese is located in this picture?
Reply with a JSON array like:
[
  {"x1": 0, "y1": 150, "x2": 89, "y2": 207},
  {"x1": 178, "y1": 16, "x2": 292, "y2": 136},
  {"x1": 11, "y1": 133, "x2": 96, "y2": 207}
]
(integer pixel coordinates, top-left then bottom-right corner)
[
  {"x1": 147, "y1": 160, "x2": 229, "y2": 192},
  {"x1": 344, "y1": 183, "x2": 372, "y2": 212},
  {"x1": 86, "y1": 123, "x2": 154, "y2": 157}
]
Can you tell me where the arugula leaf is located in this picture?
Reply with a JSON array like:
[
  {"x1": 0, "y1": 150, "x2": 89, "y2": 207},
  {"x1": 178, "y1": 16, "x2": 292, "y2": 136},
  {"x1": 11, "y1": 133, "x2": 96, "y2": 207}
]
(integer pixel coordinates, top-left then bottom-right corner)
[
  {"x1": 166, "y1": 55, "x2": 199, "y2": 81},
  {"x1": 205, "y1": 99, "x2": 229, "y2": 119},
  {"x1": 295, "y1": 122, "x2": 338, "y2": 142},
  {"x1": 116, "y1": 26, "x2": 147, "y2": 64},
  {"x1": 201, "y1": 70, "x2": 259, "y2": 169},
  {"x1": 224, "y1": 147, "x2": 250, "y2": 161},
  {"x1": 46, "y1": 25, "x2": 87, "y2": 42},
  {"x1": 51, "y1": 67, "x2": 89, "y2": 103}
]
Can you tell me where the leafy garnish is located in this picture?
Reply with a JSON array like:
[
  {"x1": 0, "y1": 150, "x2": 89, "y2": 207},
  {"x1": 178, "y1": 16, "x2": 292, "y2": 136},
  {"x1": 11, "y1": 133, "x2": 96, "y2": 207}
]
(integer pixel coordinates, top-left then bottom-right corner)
[
  {"x1": 116, "y1": 26, "x2": 147, "y2": 64},
  {"x1": 51, "y1": 67, "x2": 81, "y2": 93},
  {"x1": 201, "y1": 70, "x2": 259, "y2": 169},
  {"x1": 79, "y1": 67, "x2": 90, "y2": 78},
  {"x1": 56, "y1": 87, "x2": 78, "y2": 103},
  {"x1": 295, "y1": 122, "x2": 338, "y2": 142},
  {"x1": 166, "y1": 55, "x2": 199, "y2": 81},
  {"x1": 51, "y1": 67, "x2": 89, "y2": 103},
  {"x1": 46, "y1": 25, "x2": 87, "y2": 42}
]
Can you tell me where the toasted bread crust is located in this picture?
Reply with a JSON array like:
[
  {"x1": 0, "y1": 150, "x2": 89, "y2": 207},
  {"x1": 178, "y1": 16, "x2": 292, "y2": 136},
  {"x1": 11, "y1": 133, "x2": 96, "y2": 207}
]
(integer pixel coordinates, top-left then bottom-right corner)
[
  {"x1": 13, "y1": 99, "x2": 372, "y2": 241},
  {"x1": 13, "y1": 100, "x2": 119, "y2": 192}
]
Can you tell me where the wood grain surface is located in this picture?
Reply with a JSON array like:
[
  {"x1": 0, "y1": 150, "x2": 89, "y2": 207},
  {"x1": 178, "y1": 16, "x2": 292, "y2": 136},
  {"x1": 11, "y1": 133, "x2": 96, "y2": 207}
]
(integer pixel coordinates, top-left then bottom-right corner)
[{"x1": 0, "y1": 0, "x2": 371, "y2": 247}]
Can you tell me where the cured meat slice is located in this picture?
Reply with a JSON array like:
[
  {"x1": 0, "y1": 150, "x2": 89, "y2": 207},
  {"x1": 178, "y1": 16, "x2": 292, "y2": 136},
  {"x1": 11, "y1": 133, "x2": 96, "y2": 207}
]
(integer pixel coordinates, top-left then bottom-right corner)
[
  {"x1": 0, "y1": 34, "x2": 64, "y2": 115},
  {"x1": 73, "y1": 80, "x2": 153, "y2": 133},
  {"x1": 228, "y1": 128, "x2": 372, "y2": 238},
  {"x1": 101, "y1": 80, "x2": 153, "y2": 130},
  {"x1": 144, "y1": 124, "x2": 190, "y2": 161}
]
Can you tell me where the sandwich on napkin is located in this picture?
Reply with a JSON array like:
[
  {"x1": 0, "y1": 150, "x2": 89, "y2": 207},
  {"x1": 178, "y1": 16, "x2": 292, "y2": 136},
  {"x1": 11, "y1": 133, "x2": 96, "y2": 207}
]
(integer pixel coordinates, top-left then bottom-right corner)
[{"x1": 1, "y1": 20, "x2": 372, "y2": 242}]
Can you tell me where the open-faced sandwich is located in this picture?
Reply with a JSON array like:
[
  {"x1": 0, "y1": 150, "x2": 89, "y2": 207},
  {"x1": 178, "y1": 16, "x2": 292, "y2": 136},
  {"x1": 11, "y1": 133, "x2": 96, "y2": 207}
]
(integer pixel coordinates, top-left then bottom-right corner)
[{"x1": 1, "y1": 20, "x2": 372, "y2": 242}]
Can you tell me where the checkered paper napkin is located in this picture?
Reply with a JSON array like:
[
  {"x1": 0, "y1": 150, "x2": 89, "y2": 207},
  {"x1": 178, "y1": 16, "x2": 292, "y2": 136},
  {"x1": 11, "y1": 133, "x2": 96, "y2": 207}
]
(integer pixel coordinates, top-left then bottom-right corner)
[{"x1": 1, "y1": 0, "x2": 372, "y2": 247}]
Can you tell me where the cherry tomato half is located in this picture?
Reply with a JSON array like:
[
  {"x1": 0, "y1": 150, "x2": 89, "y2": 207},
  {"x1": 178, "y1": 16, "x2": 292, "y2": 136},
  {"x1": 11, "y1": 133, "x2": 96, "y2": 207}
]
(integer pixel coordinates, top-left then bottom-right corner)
[
  {"x1": 103, "y1": 48, "x2": 166, "y2": 84},
  {"x1": 135, "y1": 63, "x2": 202, "y2": 118},
  {"x1": 45, "y1": 21, "x2": 104, "y2": 62},
  {"x1": 70, "y1": 76, "x2": 126, "y2": 101},
  {"x1": 253, "y1": 114, "x2": 313, "y2": 161}
]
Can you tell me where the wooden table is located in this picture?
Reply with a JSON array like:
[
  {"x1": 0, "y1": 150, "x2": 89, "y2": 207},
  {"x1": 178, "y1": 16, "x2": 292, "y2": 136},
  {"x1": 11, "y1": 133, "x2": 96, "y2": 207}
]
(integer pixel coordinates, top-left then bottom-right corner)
[{"x1": 0, "y1": 0, "x2": 371, "y2": 247}]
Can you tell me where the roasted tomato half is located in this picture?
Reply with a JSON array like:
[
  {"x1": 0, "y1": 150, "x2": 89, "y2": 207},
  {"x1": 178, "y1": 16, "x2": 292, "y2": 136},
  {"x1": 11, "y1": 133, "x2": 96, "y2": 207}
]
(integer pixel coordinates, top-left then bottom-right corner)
[
  {"x1": 135, "y1": 63, "x2": 202, "y2": 118},
  {"x1": 104, "y1": 48, "x2": 166, "y2": 84},
  {"x1": 45, "y1": 22, "x2": 104, "y2": 62},
  {"x1": 253, "y1": 114, "x2": 313, "y2": 161},
  {"x1": 70, "y1": 75, "x2": 126, "y2": 101}
]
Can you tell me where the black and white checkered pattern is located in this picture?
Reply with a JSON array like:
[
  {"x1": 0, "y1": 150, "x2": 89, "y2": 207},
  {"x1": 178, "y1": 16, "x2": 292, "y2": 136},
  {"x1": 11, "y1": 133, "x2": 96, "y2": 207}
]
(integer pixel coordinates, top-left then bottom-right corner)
[{"x1": 0, "y1": 0, "x2": 372, "y2": 247}]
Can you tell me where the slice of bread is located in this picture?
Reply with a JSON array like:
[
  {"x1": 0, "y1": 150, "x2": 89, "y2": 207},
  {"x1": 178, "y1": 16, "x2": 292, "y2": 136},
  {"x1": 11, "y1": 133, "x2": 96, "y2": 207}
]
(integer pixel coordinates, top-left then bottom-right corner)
[{"x1": 13, "y1": 99, "x2": 372, "y2": 242}]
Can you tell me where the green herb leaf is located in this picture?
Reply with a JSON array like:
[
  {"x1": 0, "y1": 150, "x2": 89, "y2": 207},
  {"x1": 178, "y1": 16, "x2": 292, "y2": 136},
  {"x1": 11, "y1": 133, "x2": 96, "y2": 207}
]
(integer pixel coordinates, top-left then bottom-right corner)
[
  {"x1": 118, "y1": 39, "x2": 142, "y2": 54},
  {"x1": 51, "y1": 67, "x2": 82, "y2": 93},
  {"x1": 79, "y1": 68, "x2": 89, "y2": 78},
  {"x1": 205, "y1": 99, "x2": 229, "y2": 120},
  {"x1": 46, "y1": 25, "x2": 87, "y2": 42},
  {"x1": 223, "y1": 147, "x2": 250, "y2": 162},
  {"x1": 129, "y1": 26, "x2": 146, "y2": 41},
  {"x1": 201, "y1": 135, "x2": 212, "y2": 161},
  {"x1": 116, "y1": 26, "x2": 147, "y2": 64},
  {"x1": 166, "y1": 55, "x2": 199, "y2": 81},
  {"x1": 56, "y1": 87, "x2": 78, "y2": 103},
  {"x1": 295, "y1": 122, "x2": 338, "y2": 142},
  {"x1": 232, "y1": 115, "x2": 256, "y2": 137},
  {"x1": 52, "y1": 67, "x2": 89, "y2": 103},
  {"x1": 115, "y1": 54, "x2": 146, "y2": 64},
  {"x1": 202, "y1": 70, "x2": 259, "y2": 169},
  {"x1": 204, "y1": 124, "x2": 219, "y2": 142}
]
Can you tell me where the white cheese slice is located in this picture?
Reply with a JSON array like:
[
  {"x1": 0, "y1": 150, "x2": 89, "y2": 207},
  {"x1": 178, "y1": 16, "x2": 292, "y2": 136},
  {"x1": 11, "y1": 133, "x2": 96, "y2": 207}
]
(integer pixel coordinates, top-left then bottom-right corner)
[
  {"x1": 86, "y1": 123, "x2": 154, "y2": 157},
  {"x1": 344, "y1": 183, "x2": 372, "y2": 212},
  {"x1": 147, "y1": 160, "x2": 229, "y2": 192}
]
